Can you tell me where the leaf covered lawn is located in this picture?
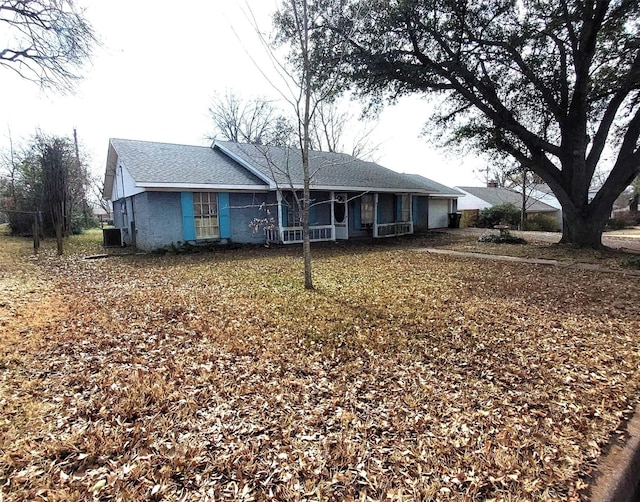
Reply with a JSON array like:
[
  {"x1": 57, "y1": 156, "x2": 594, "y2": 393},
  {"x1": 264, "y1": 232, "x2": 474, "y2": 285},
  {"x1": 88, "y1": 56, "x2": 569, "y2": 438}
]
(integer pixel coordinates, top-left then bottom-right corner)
[{"x1": 1, "y1": 234, "x2": 640, "y2": 501}]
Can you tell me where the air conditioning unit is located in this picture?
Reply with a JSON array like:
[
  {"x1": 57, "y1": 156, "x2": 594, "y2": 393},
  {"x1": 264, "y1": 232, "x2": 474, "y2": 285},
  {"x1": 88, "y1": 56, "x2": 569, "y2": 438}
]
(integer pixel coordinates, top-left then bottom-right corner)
[{"x1": 102, "y1": 227, "x2": 124, "y2": 247}]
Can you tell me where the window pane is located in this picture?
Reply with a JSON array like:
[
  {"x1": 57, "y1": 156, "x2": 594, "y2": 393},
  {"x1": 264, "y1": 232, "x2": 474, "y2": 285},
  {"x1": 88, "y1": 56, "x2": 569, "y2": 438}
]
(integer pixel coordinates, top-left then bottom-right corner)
[
  {"x1": 401, "y1": 195, "x2": 410, "y2": 221},
  {"x1": 361, "y1": 194, "x2": 374, "y2": 227},
  {"x1": 193, "y1": 192, "x2": 219, "y2": 239}
]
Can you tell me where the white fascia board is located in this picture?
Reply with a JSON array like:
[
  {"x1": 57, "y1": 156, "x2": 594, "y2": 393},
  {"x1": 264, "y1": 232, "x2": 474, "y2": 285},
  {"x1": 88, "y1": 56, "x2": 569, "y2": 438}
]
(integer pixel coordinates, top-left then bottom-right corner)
[
  {"x1": 302, "y1": 185, "x2": 435, "y2": 194},
  {"x1": 279, "y1": 184, "x2": 461, "y2": 196},
  {"x1": 103, "y1": 142, "x2": 118, "y2": 200},
  {"x1": 138, "y1": 183, "x2": 270, "y2": 192},
  {"x1": 428, "y1": 193, "x2": 464, "y2": 198},
  {"x1": 270, "y1": 185, "x2": 431, "y2": 195},
  {"x1": 214, "y1": 142, "x2": 276, "y2": 188}
]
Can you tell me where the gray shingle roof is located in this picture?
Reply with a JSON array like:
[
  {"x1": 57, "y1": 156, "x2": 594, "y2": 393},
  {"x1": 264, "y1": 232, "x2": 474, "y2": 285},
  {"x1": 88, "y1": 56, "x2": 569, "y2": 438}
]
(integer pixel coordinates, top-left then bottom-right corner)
[
  {"x1": 105, "y1": 138, "x2": 460, "y2": 197},
  {"x1": 402, "y1": 173, "x2": 463, "y2": 197},
  {"x1": 110, "y1": 138, "x2": 267, "y2": 187},
  {"x1": 456, "y1": 186, "x2": 558, "y2": 212},
  {"x1": 215, "y1": 141, "x2": 457, "y2": 194}
]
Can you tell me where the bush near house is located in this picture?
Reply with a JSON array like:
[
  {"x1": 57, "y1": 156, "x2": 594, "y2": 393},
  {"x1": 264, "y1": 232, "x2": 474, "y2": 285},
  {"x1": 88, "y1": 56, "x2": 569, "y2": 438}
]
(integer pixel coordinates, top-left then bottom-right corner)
[
  {"x1": 477, "y1": 203, "x2": 521, "y2": 228},
  {"x1": 607, "y1": 211, "x2": 640, "y2": 230},
  {"x1": 460, "y1": 209, "x2": 479, "y2": 228},
  {"x1": 524, "y1": 213, "x2": 561, "y2": 232}
]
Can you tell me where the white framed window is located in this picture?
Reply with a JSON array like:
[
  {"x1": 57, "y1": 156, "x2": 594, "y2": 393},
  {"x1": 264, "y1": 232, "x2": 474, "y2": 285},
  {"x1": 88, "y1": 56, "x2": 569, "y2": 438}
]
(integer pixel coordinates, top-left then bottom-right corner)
[
  {"x1": 361, "y1": 194, "x2": 374, "y2": 228},
  {"x1": 193, "y1": 192, "x2": 219, "y2": 239}
]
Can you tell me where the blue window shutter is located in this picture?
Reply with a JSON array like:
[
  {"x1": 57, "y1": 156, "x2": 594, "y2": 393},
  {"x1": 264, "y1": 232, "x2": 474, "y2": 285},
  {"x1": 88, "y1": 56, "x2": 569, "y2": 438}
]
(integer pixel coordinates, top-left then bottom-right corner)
[
  {"x1": 376, "y1": 194, "x2": 382, "y2": 223},
  {"x1": 396, "y1": 195, "x2": 403, "y2": 221},
  {"x1": 354, "y1": 198, "x2": 362, "y2": 230},
  {"x1": 181, "y1": 192, "x2": 195, "y2": 241},
  {"x1": 218, "y1": 192, "x2": 231, "y2": 238},
  {"x1": 309, "y1": 201, "x2": 317, "y2": 225},
  {"x1": 412, "y1": 196, "x2": 419, "y2": 223}
]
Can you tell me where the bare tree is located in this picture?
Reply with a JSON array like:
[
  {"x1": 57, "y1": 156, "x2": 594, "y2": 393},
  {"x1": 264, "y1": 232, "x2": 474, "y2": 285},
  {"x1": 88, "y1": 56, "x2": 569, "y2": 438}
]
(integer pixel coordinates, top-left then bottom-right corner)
[
  {"x1": 208, "y1": 91, "x2": 295, "y2": 146},
  {"x1": 240, "y1": 0, "x2": 350, "y2": 289},
  {"x1": 277, "y1": 0, "x2": 315, "y2": 289},
  {"x1": 0, "y1": 0, "x2": 96, "y2": 90},
  {"x1": 0, "y1": 129, "x2": 19, "y2": 210},
  {"x1": 311, "y1": 100, "x2": 379, "y2": 159},
  {"x1": 89, "y1": 173, "x2": 111, "y2": 217}
]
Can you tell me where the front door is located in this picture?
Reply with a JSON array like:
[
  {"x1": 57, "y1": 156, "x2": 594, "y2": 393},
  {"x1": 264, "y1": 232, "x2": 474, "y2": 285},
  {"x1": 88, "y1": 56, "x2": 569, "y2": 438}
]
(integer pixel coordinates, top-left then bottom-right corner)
[{"x1": 334, "y1": 193, "x2": 348, "y2": 240}]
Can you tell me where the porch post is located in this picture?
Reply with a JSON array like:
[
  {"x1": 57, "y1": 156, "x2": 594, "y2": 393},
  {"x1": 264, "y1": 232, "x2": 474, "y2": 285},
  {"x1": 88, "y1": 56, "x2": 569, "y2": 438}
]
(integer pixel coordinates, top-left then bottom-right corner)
[
  {"x1": 373, "y1": 193, "x2": 379, "y2": 238},
  {"x1": 276, "y1": 190, "x2": 284, "y2": 242},
  {"x1": 330, "y1": 191, "x2": 335, "y2": 240}
]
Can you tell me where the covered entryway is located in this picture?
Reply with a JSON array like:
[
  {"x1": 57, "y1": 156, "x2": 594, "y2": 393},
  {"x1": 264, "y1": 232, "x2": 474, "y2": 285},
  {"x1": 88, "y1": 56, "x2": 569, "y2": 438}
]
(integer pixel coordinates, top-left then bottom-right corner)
[{"x1": 333, "y1": 193, "x2": 348, "y2": 240}]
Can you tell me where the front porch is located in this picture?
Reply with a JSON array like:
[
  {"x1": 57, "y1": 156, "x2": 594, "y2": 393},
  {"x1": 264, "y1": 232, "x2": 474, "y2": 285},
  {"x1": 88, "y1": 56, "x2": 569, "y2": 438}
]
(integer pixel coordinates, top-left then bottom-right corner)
[{"x1": 265, "y1": 191, "x2": 414, "y2": 244}]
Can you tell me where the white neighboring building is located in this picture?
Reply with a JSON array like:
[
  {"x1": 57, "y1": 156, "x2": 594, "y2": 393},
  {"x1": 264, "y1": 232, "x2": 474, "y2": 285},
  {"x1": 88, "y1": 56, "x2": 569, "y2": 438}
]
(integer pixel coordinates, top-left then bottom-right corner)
[{"x1": 455, "y1": 185, "x2": 562, "y2": 226}]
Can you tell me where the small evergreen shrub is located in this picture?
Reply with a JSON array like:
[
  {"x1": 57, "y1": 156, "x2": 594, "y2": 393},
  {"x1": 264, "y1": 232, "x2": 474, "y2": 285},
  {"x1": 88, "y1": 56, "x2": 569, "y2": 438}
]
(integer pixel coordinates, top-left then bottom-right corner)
[
  {"x1": 477, "y1": 203, "x2": 521, "y2": 228},
  {"x1": 478, "y1": 232, "x2": 527, "y2": 244},
  {"x1": 606, "y1": 218, "x2": 627, "y2": 230}
]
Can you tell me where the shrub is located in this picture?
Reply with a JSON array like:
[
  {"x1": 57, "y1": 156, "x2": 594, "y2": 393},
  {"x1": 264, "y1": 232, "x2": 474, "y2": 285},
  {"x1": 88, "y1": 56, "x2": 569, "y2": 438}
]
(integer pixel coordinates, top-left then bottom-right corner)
[
  {"x1": 478, "y1": 233, "x2": 527, "y2": 244},
  {"x1": 607, "y1": 211, "x2": 640, "y2": 230},
  {"x1": 477, "y1": 203, "x2": 521, "y2": 228},
  {"x1": 624, "y1": 255, "x2": 640, "y2": 269},
  {"x1": 606, "y1": 218, "x2": 628, "y2": 230},
  {"x1": 460, "y1": 210, "x2": 479, "y2": 228},
  {"x1": 524, "y1": 213, "x2": 560, "y2": 232}
]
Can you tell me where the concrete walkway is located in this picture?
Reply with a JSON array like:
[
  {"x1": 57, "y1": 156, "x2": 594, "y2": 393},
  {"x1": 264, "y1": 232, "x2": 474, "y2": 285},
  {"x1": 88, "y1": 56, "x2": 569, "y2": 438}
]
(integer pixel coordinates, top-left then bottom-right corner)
[
  {"x1": 410, "y1": 244, "x2": 640, "y2": 500},
  {"x1": 433, "y1": 227, "x2": 640, "y2": 252}
]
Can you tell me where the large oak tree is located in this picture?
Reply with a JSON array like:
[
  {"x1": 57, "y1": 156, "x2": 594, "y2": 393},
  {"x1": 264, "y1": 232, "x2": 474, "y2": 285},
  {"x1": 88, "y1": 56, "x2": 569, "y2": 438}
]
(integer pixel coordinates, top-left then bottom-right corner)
[{"x1": 312, "y1": 0, "x2": 640, "y2": 247}]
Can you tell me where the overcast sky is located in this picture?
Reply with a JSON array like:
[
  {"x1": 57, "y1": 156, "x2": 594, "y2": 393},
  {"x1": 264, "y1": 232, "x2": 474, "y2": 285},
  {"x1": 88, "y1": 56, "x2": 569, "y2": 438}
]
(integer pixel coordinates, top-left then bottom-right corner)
[{"x1": 0, "y1": 0, "x2": 486, "y2": 189}]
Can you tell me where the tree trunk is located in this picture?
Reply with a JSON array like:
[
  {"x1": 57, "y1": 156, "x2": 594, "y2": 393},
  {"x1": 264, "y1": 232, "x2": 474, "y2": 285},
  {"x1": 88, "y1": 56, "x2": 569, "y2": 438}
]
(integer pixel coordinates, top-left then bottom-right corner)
[
  {"x1": 559, "y1": 211, "x2": 607, "y2": 248},
  {"x1": 300, "y1": 0, "x2": 314, "y2": 290},
  {"x1": 302, "y1": 142, "x2": 313, "y2": 290},
  {"x1": 55, "y1": 222, "x2": 64, "y2": 256},
  {"x1": 302, "y1": 203, "x2": 313, "y2": 289},
  {"x1": 520, "y1": 171, "x2": 526, "y2": 231}
]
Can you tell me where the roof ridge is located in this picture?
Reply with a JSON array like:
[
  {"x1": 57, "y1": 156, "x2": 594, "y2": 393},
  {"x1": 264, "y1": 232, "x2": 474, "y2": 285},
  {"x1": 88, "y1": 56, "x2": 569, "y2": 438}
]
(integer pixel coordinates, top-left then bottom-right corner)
[{"x1": 111, "y1": 138, "x2": 210, "y2": 149}]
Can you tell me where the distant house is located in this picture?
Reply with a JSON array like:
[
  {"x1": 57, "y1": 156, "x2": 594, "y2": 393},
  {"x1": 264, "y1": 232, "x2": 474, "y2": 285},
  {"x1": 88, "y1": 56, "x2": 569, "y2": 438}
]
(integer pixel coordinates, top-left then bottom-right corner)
[
  {"x1": 455, "y1": 185, "x2": 561, "y2": 226},
  {"x1": 102, "y1": 139, "x2": 461, "y2": 251}
]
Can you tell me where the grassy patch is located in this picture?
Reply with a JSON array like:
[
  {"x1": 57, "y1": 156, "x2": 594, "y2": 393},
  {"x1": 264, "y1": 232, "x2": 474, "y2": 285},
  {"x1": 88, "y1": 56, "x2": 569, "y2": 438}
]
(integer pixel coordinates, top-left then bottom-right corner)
[{"x1": 1, "y1": 232, "x2": 639, "y2": 500}]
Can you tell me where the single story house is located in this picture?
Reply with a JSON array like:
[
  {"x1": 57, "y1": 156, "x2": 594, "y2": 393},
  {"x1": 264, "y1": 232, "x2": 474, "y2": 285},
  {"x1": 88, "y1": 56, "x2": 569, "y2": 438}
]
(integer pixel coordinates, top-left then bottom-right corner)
[
  {"x1": 103, "y1": 139, "x2": 461, "y2": 251},
  {"x1": 455, "y1": 185, "x2": 562, "y2": 226}
]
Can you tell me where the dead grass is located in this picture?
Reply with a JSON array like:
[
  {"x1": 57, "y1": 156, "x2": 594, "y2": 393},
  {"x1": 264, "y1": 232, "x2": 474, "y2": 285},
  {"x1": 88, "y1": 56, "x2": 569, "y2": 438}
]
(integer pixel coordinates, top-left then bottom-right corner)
[{"x1": 1, "y1": 230, "x2": 639, "y2": 500}]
